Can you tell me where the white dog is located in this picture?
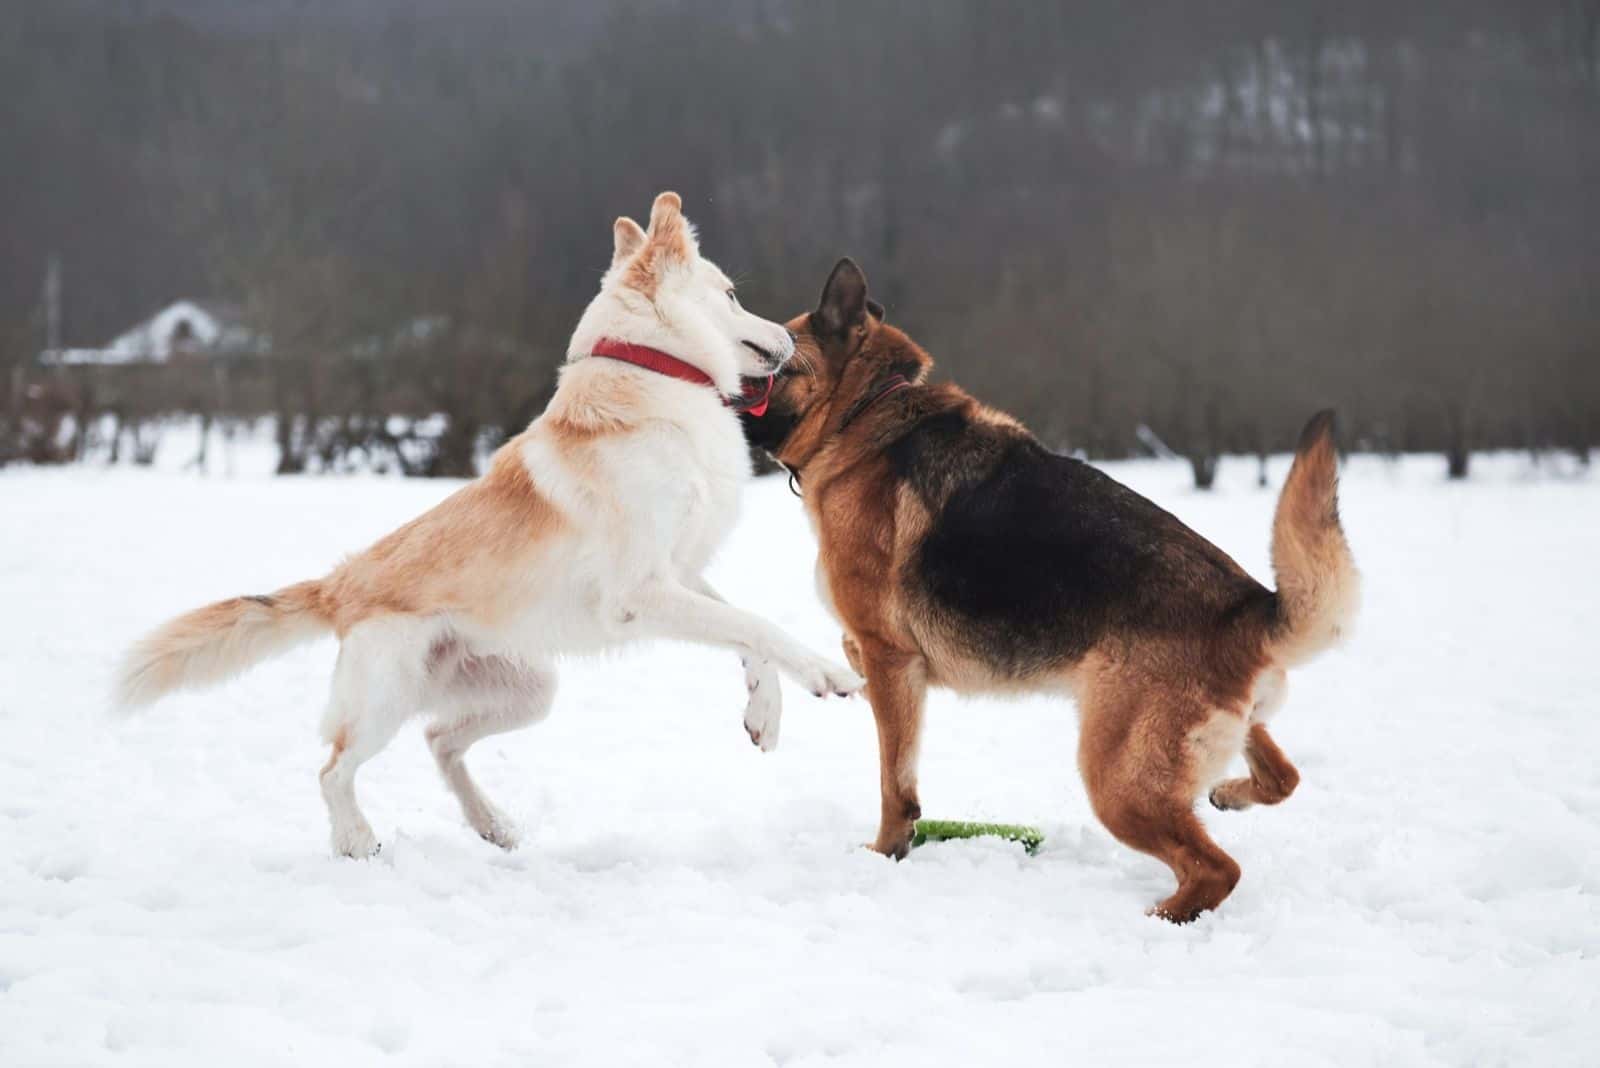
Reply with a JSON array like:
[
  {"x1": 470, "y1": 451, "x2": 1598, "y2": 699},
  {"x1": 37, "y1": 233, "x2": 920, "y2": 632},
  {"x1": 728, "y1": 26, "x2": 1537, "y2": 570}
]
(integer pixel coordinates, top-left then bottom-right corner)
[{"x1": 118, "y1": 191, "x2": 865, "y2": 858}]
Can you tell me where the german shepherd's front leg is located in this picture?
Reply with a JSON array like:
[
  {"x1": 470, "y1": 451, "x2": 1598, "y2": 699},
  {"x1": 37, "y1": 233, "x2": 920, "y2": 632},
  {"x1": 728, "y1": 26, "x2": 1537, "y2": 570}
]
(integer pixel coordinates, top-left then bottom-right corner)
[{"x1": 854, "y1": 639, "x2": 928, "y2": 859}]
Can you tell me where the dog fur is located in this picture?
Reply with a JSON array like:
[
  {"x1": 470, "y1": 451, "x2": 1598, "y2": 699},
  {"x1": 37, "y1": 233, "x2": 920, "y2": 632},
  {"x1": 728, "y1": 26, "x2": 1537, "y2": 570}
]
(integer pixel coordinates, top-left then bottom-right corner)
[
  {"x1": 117, "y1": 193, "x2": 865, "y2": 858},
  {"x1": 741, "y1": 258, "x2": 1358, "y2": 922}
]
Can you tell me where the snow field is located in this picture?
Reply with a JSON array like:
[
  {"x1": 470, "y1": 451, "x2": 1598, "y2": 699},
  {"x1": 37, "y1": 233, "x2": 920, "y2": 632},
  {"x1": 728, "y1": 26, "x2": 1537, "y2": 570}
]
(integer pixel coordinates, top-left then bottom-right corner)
[{"x1": 1, "y1": 444, "x2": 1597, "y2": 1065}]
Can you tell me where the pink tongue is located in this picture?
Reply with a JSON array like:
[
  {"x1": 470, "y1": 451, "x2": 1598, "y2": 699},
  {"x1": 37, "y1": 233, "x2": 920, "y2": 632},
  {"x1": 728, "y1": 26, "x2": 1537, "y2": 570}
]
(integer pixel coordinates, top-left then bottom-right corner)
[{"x1": 743, "y1": 375, "x2": 774, "y2": 417}]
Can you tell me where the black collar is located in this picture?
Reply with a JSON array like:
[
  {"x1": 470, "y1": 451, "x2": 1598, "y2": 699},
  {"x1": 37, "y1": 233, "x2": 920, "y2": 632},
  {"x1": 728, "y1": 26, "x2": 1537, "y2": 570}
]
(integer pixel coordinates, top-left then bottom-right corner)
[
  {"x1": 836, "y1": 374, "x2": 913, "y2": 433},
  {"x1": 783, "y1": 374, "x2": 914, "y2": 497}
]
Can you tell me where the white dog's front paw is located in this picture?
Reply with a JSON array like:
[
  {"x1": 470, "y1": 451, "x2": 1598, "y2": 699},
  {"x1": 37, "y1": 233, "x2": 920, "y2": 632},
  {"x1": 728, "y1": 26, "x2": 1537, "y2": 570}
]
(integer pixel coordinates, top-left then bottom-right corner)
[
  {"x1": 798, "y1": 658, "x2": 867, "y2": 699},
  {"x1": 742, "y1": 671, "x2": 782, "y2": 752}
]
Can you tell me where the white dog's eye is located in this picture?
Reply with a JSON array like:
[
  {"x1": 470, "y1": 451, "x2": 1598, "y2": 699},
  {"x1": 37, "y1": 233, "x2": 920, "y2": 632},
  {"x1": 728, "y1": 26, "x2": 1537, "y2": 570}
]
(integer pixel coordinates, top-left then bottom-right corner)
[{"x1": 726, "y1": 289, "x2": 739, "y2": 307}]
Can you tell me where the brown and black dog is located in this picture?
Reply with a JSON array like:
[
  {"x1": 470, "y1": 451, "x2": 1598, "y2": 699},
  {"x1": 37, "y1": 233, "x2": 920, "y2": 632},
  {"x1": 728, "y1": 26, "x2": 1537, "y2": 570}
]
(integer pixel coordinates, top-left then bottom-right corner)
[{"x1": 742, "y1": 259, "x2": 1359, "y2": 922}]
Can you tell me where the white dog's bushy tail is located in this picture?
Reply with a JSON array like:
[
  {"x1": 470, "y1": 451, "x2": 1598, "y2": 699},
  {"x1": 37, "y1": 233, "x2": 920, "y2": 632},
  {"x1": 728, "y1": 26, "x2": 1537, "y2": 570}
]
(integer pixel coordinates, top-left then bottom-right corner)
[
  {"x1": 116, "y1": 580, "x2": 332, "y2": 708},
  {"x1": 1268, "y1": 411, "x2": 1360, "y2": 667}
]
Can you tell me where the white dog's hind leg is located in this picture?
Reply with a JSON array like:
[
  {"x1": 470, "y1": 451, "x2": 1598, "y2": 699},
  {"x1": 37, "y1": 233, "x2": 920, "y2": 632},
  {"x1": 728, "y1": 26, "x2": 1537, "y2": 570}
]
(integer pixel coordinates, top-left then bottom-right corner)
[
  {"x1": 425, "y1": 651, "x2": 555, "y2": 850},
  {"x1": 319, "y1": 621, "x2": 430, "y2": 858},
  {"x1": 320, "y1": 723, "x2": 396, "y2": 860}
]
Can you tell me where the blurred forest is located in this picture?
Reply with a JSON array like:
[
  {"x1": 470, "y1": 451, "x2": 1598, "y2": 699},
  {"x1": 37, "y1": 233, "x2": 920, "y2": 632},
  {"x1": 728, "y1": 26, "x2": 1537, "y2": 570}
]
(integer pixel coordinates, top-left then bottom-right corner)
[{"x1": 3, "y1": 0, "x2": 1597, "y2": 480}]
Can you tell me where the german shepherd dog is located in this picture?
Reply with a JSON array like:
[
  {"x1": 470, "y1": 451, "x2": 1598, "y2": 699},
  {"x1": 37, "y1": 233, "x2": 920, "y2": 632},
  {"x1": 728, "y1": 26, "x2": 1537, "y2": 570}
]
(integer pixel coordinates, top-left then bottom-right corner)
[
  {"x1": 741, "y1": 259, "x2": 1358, "y2": 921},
  {"x1": 117, "y1": 194, "x2": 864, "y2": 858}
]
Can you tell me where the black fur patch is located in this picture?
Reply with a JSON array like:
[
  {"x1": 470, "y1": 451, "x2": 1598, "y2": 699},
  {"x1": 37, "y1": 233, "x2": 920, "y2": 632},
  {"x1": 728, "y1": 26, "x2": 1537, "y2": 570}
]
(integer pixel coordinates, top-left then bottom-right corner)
[
  {"x1": 885, "y1": 408, "x2": 1004, "y2": 504},
  {"x1": 739, "y1": 403, "x2": 800, "y2": 455},
  {"x1": 895, "y1": 420, "x2": 1272, "y2": 678}
]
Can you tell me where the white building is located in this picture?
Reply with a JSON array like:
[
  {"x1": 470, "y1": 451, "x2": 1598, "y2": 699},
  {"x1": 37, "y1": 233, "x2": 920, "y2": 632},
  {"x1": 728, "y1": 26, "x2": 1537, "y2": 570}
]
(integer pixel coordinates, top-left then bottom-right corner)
[{"x1": 39, "y1": 300, "x2": 267, "y2": 366}]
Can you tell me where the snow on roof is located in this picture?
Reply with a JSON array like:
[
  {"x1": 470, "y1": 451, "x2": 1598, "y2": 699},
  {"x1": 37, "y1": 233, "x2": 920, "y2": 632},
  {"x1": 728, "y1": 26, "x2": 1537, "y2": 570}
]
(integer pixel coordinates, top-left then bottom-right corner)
[{"x1": 39, "y1": 299, "x2": 267, "y2": 366}]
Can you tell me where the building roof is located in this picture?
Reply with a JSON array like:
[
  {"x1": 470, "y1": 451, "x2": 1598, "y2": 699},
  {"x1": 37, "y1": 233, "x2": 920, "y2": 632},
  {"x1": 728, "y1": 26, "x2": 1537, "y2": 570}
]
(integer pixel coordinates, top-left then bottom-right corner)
[{"x1": 40, "y1": 300, "x2": 267, "y2": 366}]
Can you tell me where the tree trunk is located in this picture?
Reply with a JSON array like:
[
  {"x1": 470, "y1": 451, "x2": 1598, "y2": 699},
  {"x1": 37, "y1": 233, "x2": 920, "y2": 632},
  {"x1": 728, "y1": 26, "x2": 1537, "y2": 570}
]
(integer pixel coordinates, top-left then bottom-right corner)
[
  {"x1": 7, "y1": 365, "x2": 22, "y2": 425},
  {"x1": 273, "y1": 359, "x2": 309, "y2": 474},
  {"x1": 274, "y1": 415, "x2": 304, "y2": 474},
  {"x1": 430, "y1": 416, "x2": 479, "y2": 479},
  {"x1": 192, "y1": 411, "x2": 211, "y2": 473},
  {"x1": 1188, "y1": 395, "x2": 1223, "y2": 491},
  {"x1": 132, "y1": 420, "x2": 160, "y2": 466},
  {"x1": 71, "y1": 370, "x2": 94, "y2": 462},
  {"x1": 1446, "y1": 406, "x2": 1470, "y2": 479}
]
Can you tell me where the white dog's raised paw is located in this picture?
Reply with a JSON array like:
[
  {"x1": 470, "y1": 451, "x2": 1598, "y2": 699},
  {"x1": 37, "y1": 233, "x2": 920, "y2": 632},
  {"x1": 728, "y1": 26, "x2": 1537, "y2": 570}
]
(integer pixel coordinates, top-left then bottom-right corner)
[
  {"x1": 799, "y1": 659, "x2": 866, "y2": 699},
  {"x1": 742, "y1": 677, "x2": 782, "y2": 752}
]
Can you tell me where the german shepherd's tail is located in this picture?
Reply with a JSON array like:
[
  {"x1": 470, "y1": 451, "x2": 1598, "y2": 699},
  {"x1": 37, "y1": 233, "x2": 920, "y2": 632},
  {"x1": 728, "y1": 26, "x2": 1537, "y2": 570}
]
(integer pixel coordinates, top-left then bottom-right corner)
[
  {"x1": 1267, "y1": 411, "x2": 1360, "y2": 667},
  {"x1": 116, "y1": 580, "x2": 333, "y2": 709}
]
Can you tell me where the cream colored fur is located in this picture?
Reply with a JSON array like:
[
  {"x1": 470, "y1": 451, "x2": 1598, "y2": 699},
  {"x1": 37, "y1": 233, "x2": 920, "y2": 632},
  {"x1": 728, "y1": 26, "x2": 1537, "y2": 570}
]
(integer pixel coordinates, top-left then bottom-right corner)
[
  {"x1": 116, "y1": 191, "x2": 864, "y2": 858},
  {"x1": 1268, "y1": 412, "x2": 1361, "y2": 667}
]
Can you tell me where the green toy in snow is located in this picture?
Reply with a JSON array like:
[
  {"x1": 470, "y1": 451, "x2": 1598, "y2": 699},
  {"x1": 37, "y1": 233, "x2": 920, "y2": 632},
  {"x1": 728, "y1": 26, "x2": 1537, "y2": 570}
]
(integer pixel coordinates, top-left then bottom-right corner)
[{"x1": 911, "y1": 819, "x2": 1044, "y2": 855}]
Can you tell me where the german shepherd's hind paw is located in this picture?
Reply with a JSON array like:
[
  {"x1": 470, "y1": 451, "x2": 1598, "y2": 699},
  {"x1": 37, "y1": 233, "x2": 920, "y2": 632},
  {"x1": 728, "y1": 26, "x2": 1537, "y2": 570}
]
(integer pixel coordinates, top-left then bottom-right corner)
[{"x1": 1208, "y1": 781, "x2": 1254, "y2": 811}]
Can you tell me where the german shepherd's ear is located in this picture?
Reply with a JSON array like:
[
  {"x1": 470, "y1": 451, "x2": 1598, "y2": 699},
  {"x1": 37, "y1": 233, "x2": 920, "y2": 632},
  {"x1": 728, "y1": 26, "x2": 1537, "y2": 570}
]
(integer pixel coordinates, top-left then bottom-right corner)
[
  {"x1": 612, "y1": 216, "x2": 646, "y2": 268},
  {"x1": 815, "y1": 258, "x2": 870, "y2": 338},
  {"x1": 866, "y1": 299, "x2": 885, "y2": 322}
]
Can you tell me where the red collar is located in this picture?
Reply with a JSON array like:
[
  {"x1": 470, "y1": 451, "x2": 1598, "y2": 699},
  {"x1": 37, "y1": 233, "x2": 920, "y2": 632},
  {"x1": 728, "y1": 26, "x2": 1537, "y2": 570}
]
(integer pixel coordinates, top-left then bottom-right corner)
[
  {"x1": 590, "y1": 338, "x2": 716, "y2": 389},
  {"x1": 589, "y1": 337, "x2": 773, "y2": 415}
]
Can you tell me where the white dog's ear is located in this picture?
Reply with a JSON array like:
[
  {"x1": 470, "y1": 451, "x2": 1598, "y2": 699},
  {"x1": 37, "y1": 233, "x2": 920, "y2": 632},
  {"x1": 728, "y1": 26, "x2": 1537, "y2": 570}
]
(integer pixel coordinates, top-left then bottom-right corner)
[
  {"x1": 613, "y1": 217, "x2": 646, "y2": 267},
  {"x1": 644, "y1": 191, "x2": 695, "y2": 264},
  {"x1": 616, "y1": 192, "x2": 697, "y2": 297},
  {"x1": 648, "y1": 190, "x2": 682, "y2": 228}
]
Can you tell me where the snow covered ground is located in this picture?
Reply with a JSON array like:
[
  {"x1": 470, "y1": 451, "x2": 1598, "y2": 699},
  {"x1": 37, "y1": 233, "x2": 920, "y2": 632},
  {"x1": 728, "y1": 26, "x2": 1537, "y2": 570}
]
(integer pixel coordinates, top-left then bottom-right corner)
[{"x1": 2, "y1": 435, "x2": 1598, "y2": 1066}]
